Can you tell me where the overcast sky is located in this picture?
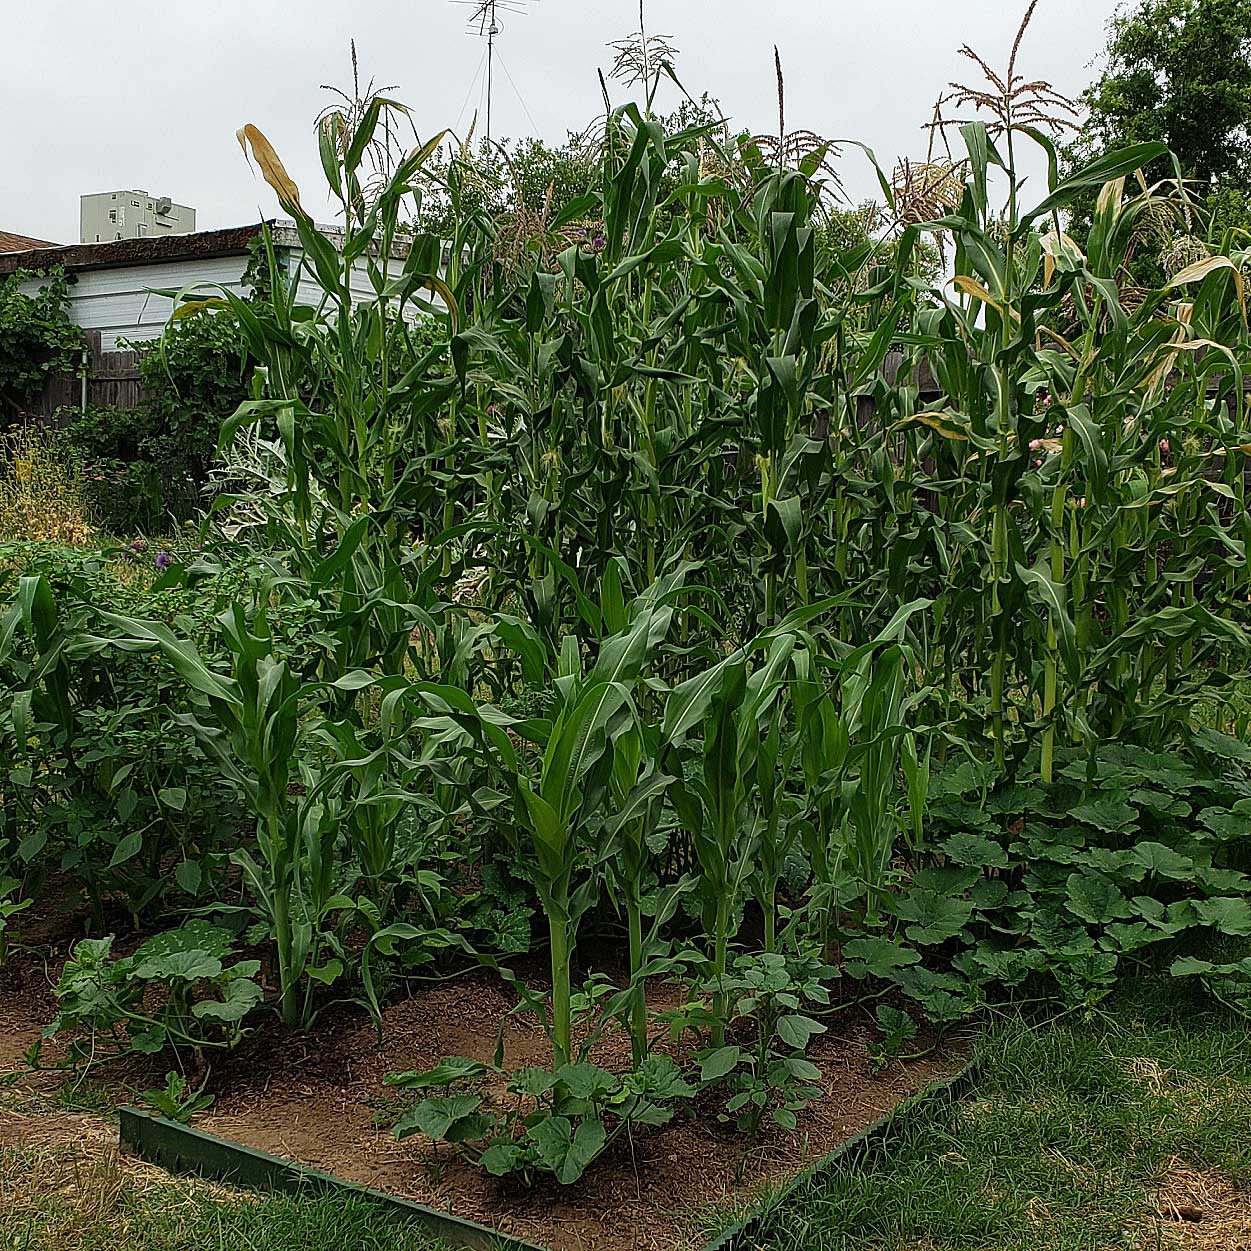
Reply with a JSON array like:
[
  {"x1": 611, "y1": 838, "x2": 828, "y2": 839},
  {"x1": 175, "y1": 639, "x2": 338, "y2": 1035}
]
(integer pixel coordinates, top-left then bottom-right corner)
[{"x1": 4, "y1": 0, "x2": 1124, "y2": 244}]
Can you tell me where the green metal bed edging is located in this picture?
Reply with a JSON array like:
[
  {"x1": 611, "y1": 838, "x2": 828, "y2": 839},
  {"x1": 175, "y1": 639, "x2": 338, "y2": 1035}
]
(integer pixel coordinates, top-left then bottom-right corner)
[
  {"x1": 117, "y1": 1107, "x2": 546, "y2": 1251},
  {"x1": 118, "y1": 1055, "x2": 980, "y2": 1251},
  {"x1": 699, "y1": 1055, "x2": 981, "y2": 1251}
]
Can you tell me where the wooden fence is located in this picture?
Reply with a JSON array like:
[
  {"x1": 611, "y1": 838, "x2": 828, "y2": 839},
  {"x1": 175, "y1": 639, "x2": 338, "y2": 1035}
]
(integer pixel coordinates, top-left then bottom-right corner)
[
  {"x1": 15, "y1": 340, "x2": 1244, "y2": 429},
  {"x1": 22, "y1": 330, "x2": 143, "y2": 422}
]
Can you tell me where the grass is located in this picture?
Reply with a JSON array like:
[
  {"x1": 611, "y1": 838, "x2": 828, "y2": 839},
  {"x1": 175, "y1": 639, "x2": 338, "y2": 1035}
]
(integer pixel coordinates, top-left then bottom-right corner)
[
  {"x1": 0, "y1": 1143, "x2": 448, "y2": 1251},
  {"x1": 744, "y1": 977, "x2": 1251, "y2": 1250}
]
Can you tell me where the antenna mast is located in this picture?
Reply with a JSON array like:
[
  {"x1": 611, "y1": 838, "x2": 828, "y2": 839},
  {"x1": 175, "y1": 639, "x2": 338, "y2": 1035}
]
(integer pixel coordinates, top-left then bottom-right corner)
[{"x1": 456, "y1": 0, "x2": 536, "y2": 152}]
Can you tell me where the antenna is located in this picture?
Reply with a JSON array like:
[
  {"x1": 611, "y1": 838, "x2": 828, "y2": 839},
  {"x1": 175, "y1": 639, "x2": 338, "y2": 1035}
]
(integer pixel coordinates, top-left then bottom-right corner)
[{"x1": 453, "y1": 0, "x2": 537, "y2": 152}]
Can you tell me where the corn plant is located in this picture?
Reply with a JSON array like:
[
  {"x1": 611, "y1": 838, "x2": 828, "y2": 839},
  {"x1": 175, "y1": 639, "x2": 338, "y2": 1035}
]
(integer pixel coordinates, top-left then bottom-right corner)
[
  {"x1": 498, "y1": 574, "x2": 683, "y2": 1066},
  {"x1": 73, "y1": 600, "x2": 384, "y2": 1029},
  {"x1": 662, "y1": 607, "x2": 835, "y2": 1046}
]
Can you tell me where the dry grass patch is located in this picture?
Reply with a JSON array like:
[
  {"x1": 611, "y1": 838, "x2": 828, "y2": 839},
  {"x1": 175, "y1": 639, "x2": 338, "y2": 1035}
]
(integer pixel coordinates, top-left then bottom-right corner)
[{"x1": 1148, "y1": 1159, "x2": 1251, "y2": 1250}]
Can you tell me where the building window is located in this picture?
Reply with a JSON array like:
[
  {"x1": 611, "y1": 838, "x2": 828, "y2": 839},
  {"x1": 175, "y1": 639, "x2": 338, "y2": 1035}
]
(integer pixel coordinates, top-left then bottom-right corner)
[
  {"x1": 108, "y1": 209, "x2": 117, "y2": 223},
  {"x1": 131, "y1": 199, "x2": 140, "y2": 207},
  {"x1": 137, "y1": 224, "x2": 147, "y2": 236}
]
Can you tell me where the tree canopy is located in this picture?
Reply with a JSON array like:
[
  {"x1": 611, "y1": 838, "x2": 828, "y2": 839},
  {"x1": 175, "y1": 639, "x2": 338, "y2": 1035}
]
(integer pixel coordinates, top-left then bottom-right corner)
[{"x1": 1079, "y1": 0, "x2": 1251, "y2": 189}]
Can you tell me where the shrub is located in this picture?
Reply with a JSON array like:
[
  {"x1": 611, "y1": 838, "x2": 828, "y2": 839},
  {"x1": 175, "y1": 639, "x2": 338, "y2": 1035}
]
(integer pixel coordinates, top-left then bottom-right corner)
[
  {"x1": 35, "y1": 922, "x2": 262, "y2": 1068},
  {"x1": 66, "y1": 307, "x2": 253, "y2": 533},
  {"x1": 0, "y1": 541, "x2": 252, "y2": 929}
]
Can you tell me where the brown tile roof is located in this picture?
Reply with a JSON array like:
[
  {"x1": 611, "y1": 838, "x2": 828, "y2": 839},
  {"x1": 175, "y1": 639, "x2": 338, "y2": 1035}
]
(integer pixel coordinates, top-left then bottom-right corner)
[{"x1": 0, "y1": 230, "x2": 60, "y2": 253}]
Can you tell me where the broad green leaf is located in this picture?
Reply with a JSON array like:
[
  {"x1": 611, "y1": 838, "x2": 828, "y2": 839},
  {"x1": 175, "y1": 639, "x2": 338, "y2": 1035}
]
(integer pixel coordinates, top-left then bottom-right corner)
[
  {"x1": 895, "y1": 890, "x2": 975, "y2": 946},
  {"x1": 842, "y1": 937, "x2": 921, "y2": 979},
  {"x1": 174, "y1": 860, "x2": 202, "y2": 895},
  {"x1": 1129, "y1": 842, "x2": 1194, "y2": 879},
  {"x1": 1198, "y1": 808, "x2": 1246, "y2": 840},
  {"x1": 135, "y1": 949, "x2": 222, "y2": 983},
  {"x1": 1065, "y1": 872, "x2": 1132, "y2": 925},
  {"x1": 1193, "y1": 897, "x2": 1251, "y2": 936},
  {"x1": 1069, "y1": 795, "x2": 1138, "y2": 834},
  {"x1": 699, "y1": 1045, "x2": 743, "y2": 1082},
  {"x1": 108, "y1": 831, "x2": 143, "y2": 870},
  {"x1": 393, "y1": 1094, "x2": 485, "y2": 1142},
  {"x1": 776, "y1": 1014, "x2": 826, "y2": 1050},
  {"x1": 941, "y1": 832, "x2": 1008, "y2": 869},
  {"x1": 158, "y1": 787, "x2": 187, "y2": 811}
]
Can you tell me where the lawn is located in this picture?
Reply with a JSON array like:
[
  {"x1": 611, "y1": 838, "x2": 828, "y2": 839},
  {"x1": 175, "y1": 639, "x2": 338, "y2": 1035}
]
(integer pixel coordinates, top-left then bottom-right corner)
[
  {"x1": 748, "y1": 977, "x2": 1251, "y2": 1251},
  {"x1": 0, "y1": 1140, "x2": 445, "y2": 1251}
]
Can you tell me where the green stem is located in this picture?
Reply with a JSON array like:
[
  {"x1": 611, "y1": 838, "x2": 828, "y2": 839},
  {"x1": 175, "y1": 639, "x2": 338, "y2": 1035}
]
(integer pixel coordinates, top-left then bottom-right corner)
[
  {"x1": 711, "y1": 893, "x2": 731, "y2": 1048},
  {"x1": 1041, "y1": 476, "x2": 1066, "y2": 784},
  {"x1": 273, "y1": 882, "x2": 298, "y2": 1030},
  {"x1": 763, "y1": 886, "x2": 777, "y2": 955},
  {"x1": 549, "y1": 912, "x2": 572, "y2": 1069},
  {"x1": 627, "y1": 892, "x2": 646, "y2": 1069}
]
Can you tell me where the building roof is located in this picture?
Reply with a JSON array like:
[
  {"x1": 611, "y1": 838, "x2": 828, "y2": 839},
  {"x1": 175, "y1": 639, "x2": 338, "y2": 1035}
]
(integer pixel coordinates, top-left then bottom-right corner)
[
  {"x1": 0, "y1": 230, "x2": 60, "y2": 253},
  {"x1": 0, "y1": 223, "x2": 274, "y2": 276},
  {"x1": 0, "y1": 219, "x2": 418, "y2": 279}
]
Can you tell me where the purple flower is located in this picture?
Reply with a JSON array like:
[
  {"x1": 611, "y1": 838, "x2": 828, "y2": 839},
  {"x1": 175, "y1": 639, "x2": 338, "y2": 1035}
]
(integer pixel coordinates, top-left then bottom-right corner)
[
  {"x1": 591, "y1": 234, "x2": 607, "y2": 253},
  {"x1": 154, "y1": 550, "x2": 173, "y2": 572}
]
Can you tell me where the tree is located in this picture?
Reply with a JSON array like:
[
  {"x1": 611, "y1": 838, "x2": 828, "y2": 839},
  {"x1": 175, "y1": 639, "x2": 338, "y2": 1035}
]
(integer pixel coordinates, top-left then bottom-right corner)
[
  {"x1": 1078, "y1": 0, "x2": 1251, "y2": 191},
  {"x1": 1064, "y1": 0, "x2": 1251, "y2": 283}
]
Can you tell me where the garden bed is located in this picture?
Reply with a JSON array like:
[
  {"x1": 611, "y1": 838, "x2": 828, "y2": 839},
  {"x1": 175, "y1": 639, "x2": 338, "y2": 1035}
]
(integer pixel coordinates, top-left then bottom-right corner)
[{"x1": 0, "y1": 942, "x2": 966, "y2": 1251}]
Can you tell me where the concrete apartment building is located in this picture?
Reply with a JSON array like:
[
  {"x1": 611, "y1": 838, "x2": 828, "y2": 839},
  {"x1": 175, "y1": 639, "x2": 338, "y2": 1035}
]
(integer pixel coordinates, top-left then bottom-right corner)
[{"x1": 80, "y1": 190, "x2": 195, "y2": 243}]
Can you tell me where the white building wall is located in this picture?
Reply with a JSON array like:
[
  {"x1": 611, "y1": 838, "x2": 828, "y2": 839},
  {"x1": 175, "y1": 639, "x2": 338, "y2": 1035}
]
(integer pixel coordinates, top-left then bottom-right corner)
[
  {"x1": 18, "y1": 255, "x2": 251, "y2": 350},
  {"x1": 284, "y1": 250, "x2": 440, "y2": 315},
  {"x1": 17, "y1": 245, "x2": 435, "y2": 351}
]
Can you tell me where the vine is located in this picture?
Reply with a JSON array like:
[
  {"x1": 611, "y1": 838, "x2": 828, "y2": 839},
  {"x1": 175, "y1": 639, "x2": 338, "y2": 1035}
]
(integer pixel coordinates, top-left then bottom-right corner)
[{"x1": 0, "y1": 268, "x2": 83, "y2": 413}]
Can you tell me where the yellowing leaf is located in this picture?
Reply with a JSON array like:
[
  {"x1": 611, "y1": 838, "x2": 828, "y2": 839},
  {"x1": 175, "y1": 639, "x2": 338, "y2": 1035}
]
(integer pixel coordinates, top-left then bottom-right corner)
[
  {"x1": 1167, "y1": 255, "x2": 1246, "y2": 318},
  {"x1": 951, "y1": 274, "x2": 1019, "y2": 322},
  {"x1": 170, "y1": 297, "x2": 230, "y2": 322},
  {"x1": 1095, "y1": 176, "x2": 1125, "y2": 219},
  {"x1": 896, "y1": 410, "x2": 996, "y2": 450},
  {"x1": 236, "y1": 123, "x2": 302, "y2": 211},
  {"x1": 416, "y1": 274, "x2": 461, "y2": 334}
]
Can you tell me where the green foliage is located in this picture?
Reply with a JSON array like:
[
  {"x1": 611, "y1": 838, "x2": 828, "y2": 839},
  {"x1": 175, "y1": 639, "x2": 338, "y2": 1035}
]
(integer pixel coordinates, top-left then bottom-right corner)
[
  {"x1": 65, "y1": 308, "x2": 252, "y2": 533},
  {"x1": 1068, "y1": 0, "x2": 1251, "y2": 279},
  {"x1": 140, "y1": 1071, "x2": 215, "y2": 1123},
  {"x1": 844, "y1": 743, "x2": 1251, "y2": 1021},
  {"x1": 868, "y1": 1004, "x2": 919, "y2": 1072},
  {"x1": 676, "y1": 950, "x2": 834, "y2": 1138},
  {"x1": 0, "y1": 546, "x2": 252, "y2": 928},
  {"x1": 1078, "y1": 0, "x2": 1251, "y2": 188},
  {"x1": 385, "y1": 1052, "x2": 697, "y2": 1185},
  {"x1": 36, "y1": 923, "x2": 261, "y2": 1068},
  {"x1": 0, "y1": 872, "x2": 30, "y2": 961},
  {"x1": 416, "y1": 131, "x2": 599, "y2": 246},
  {"x1": 4, "y1": 40, "x2": 1251, "y2": 1194},
  {"x1": 0, "y1": 269, "x2": 83, "y2": 411}
]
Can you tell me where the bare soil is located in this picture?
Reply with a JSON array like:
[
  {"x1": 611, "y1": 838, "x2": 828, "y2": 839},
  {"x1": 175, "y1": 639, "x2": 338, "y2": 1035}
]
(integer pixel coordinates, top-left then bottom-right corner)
[{"x1": 0, "y1": 928, "x2": 968, "y2": 1251}]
